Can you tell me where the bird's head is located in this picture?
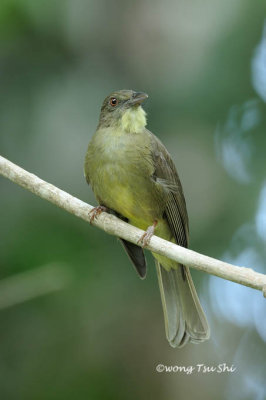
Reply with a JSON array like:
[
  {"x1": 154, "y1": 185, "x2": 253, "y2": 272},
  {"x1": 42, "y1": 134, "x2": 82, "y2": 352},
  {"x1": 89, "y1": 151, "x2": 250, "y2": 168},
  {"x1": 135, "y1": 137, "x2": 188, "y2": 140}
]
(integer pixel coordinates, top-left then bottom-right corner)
[{"x1": 98, "y1": 89, "x2": 148, "y2": 133}]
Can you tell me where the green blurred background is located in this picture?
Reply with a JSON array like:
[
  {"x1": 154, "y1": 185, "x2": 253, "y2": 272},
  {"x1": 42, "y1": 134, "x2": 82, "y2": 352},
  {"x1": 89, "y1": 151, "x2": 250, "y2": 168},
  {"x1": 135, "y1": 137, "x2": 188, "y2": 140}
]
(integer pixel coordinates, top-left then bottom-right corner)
[{"x1": 1, "y1": 1, "x2": 266, "y2": 399}]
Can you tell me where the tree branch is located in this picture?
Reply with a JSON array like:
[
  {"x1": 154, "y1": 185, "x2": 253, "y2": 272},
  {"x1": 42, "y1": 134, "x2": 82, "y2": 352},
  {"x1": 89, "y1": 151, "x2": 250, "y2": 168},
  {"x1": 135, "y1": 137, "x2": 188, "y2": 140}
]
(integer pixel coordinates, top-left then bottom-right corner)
[{"x1": 1, "y1": 155, "x2": 266, "y2": 297}]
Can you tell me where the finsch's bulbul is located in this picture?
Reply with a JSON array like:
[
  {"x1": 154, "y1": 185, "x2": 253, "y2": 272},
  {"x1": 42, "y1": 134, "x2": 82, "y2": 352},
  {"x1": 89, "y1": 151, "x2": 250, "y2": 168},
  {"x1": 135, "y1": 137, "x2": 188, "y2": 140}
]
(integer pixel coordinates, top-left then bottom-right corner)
[{"x1": 84, "y1": 90, "x2": 210, "y2": 347}]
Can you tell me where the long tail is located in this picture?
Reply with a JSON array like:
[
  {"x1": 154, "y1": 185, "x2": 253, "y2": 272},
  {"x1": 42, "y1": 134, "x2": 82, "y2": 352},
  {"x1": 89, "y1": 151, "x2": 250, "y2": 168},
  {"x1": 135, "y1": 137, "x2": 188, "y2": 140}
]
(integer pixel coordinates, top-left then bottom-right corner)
[{"x1": 155, "y1": 261, "x2": 210, "y2": 348}]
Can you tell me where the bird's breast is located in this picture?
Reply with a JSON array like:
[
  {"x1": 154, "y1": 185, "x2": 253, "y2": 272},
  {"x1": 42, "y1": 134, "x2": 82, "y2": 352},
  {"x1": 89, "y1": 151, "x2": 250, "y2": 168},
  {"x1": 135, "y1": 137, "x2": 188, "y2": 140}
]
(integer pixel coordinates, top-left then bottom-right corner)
[{"x1": 86, "y1": 130, "x2": 161, "y2": 226}]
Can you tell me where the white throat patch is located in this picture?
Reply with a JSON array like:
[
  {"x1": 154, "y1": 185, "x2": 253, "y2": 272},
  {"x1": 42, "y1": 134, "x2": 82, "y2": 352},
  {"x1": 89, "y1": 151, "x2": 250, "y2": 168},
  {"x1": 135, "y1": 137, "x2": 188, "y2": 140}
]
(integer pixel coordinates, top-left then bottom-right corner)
[{"x1": 120, "y1": 106, "x2": 147, "y2": 133}]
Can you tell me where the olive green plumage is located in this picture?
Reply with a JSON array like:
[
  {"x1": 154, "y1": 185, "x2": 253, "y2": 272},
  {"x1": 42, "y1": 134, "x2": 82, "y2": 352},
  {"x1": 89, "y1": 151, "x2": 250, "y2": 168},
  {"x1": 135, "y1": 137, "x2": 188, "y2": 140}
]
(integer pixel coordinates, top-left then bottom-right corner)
[{"x1": 84, "y1": 89, "x2": 210, "y2": 347}]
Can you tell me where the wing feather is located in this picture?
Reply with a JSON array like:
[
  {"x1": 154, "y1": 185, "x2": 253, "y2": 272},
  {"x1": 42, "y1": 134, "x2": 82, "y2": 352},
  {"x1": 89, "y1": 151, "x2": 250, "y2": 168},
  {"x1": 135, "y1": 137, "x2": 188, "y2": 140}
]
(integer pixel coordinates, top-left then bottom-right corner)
[{"x1": 149, "y1": 131, "x2": 189, "y2": 246}]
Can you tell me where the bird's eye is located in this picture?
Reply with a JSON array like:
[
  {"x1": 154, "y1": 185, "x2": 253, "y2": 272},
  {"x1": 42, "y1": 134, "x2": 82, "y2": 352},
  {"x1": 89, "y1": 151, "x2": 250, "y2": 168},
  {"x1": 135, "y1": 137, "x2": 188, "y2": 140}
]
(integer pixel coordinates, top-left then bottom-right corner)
[{"x1": 110, "y1": 97, "x2": 118, "y2": 107}]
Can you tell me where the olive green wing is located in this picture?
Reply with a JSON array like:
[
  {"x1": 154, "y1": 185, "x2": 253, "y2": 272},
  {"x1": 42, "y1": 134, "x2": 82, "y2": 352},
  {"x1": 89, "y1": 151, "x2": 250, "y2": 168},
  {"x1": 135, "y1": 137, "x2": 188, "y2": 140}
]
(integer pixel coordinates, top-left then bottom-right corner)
[{"x1": 149, "y1": 131, "x2": 189, "y2": 247}]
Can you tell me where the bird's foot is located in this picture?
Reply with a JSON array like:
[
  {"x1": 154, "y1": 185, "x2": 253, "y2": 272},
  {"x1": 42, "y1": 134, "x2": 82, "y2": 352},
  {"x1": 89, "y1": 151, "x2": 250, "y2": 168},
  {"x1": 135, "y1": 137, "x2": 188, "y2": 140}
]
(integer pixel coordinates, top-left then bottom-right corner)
[
  {"x1": 88, "y1": 206, "x2": 108, "y2": 223},
  {"x1": 138, "y1": 220, "x2": 158, "y2": 247}
]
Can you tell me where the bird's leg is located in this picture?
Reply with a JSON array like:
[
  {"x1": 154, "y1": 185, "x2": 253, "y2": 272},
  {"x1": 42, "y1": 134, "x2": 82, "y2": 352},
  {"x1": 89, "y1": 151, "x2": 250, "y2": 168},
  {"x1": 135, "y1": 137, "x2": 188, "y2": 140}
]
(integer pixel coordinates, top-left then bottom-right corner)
[
  {"x1": 138, "y1": 220, "x2": 158, "y2": 247},
  {"x1": 88, "y1": 205, "x2": 108, "y2": 223}
]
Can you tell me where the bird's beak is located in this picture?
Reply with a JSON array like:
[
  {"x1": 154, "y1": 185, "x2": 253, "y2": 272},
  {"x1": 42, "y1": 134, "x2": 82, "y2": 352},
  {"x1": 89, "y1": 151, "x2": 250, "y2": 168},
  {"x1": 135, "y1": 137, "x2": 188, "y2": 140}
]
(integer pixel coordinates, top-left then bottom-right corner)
[{"x1": 128, "y1": 92, "x2": 148, "y2": 106}]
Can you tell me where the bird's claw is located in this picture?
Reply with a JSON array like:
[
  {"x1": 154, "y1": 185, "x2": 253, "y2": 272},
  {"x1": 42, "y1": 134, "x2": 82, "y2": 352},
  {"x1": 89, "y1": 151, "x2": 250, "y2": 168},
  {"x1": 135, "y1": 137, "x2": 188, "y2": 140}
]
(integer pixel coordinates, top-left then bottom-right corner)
[
  {"x1": 88, "y1": 206, "x2": 107, "y2": 223},
  {"x1": 137, "y1": 221, "x2": 158, "y2": 247}
]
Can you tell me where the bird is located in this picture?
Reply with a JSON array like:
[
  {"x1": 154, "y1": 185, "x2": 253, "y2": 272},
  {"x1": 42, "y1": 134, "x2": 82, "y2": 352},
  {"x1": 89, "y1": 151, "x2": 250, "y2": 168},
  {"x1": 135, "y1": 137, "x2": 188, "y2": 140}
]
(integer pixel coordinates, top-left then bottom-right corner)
[{"x1": 84, "y1": 89, "x2": 210, "y2": 347}]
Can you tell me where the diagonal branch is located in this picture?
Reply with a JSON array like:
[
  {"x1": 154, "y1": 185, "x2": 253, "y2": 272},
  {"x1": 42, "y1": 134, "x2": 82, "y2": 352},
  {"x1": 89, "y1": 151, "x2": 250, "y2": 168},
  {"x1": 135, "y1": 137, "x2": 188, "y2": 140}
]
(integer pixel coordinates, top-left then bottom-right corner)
[{"x1": 1, "y1": 155, "x2": 266, "y2": 297}]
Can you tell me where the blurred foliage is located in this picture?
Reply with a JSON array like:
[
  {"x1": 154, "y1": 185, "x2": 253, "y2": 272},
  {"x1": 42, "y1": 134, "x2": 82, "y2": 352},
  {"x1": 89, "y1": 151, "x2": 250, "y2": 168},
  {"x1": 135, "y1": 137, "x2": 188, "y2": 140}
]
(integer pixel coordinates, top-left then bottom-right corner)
[{"x1": 0, "y1": 1, "x2": 266, "y2": 399}]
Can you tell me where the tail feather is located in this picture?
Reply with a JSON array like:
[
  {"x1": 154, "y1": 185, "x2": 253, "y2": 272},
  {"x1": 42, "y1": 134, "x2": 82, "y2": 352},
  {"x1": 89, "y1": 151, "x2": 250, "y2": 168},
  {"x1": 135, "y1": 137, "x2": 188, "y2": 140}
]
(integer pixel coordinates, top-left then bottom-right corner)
[{"x1": 155, "y1": 261, "x2": 210, "y2": 348}]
